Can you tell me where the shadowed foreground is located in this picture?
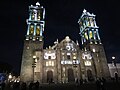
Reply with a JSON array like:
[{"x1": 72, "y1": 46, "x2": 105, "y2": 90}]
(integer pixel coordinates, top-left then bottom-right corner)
[{"x1": 1, "y1": 82, "x2": 120, "y2": 90}]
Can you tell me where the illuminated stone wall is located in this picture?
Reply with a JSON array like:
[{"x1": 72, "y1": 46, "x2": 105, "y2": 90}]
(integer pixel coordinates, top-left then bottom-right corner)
[{"x1": 20, "y1": 3, "x2": 110, "y2": 83}]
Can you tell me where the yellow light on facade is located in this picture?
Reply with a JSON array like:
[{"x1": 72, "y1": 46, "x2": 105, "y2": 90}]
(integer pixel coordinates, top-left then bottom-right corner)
[
  {"x1": 36, "y1": 27, "x2": 40, "y2": 35},
  {"x1": 84, "y1": 61, "x2": 91, "y2": 66},
  {"x1": 62, "y1": 52, "x2": 65, "y2": 55},
  {"x1": 8, "y1": 74, "x2": 12, "y2": 79},
  {"x1": 46, "y1": 62, "x2": 48, "y2": 66},
  {"x1": 93, "y1": 48, "x2": 95, "y2": 52},
  {"x1": 85, "y1": 32, "x2": 88, "y2": 40},
  {"x1": 112, "y1": 56, "x2": 115, "y2": 60},
  {"x1": 30, "y1": 25, "x2": 34, "y2": 34},
  {"x1": 38, "y1": 16, "x2": 41, "y2": 20},
  {"x1": 33, "y1": 55, "x2": 36, "y2": 59},
  {"x1": 49, "y1": 61, "x2": 51, "y2": 66},
  {"x1": 89, "y1": 31, "x2": 92, "y2": 39},
  {"x1": 73, "y1": 56, "x2": 76, "y2": 60},
  {"x1": 46, "y1": 61, "x2": 54, "y2": 66},
  {"x1": 32, "y1": 15, "x2": 35, "y2": 19},
  {"x1": 73, "y1": 53, "x2": 76, "y2": 55},
  {"x1": 35, "y1": 58, "x2": 37, "y2": 63},
  {"x1": 63, "y1": 67, "x2": 65, "y2": 71},
  {"x1": 90, "y1": 18, "x2": 94, "y2": 27},
  {"x1": 51, "y1": 61, "x2": 54, "y2": 66}
]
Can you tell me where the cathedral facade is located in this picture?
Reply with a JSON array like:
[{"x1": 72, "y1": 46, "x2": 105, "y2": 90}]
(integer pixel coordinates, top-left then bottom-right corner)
[{"x1": 20, "y1": 2, "x2": 110, "y2": 83}]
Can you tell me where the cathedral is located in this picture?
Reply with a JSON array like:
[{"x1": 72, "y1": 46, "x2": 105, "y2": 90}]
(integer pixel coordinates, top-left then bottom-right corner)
[{"x1": 20, "y1": 2, "x2": 110, "y2": 83}]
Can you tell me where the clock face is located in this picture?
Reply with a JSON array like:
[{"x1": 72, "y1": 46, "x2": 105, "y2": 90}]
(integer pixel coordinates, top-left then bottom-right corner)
[
  {"x1": 66, "y1": 43, "x2": 74, "y2": 51},
  {"x1": 66, "y1": 45, "x2": 71, "y2": 51}
]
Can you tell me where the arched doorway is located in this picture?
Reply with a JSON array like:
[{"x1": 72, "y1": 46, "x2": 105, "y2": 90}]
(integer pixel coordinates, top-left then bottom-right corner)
[
  {"x1": 87, "y1": 69, "x2": 94, "y2": 81},
  {"x1": 68, "y1": 68, "x2": 74, "y2": 82},
  {"x1": 47, "y1": 70, "x2": 53, "y2": 83},
  {"x1": 114, "y1": 72, "x2": 118, "y2": 81}
]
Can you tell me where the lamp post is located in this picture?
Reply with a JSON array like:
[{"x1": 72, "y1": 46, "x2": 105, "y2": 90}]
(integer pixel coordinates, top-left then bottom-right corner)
[
  {"x1": 112, "y1": 56, "x2": 118, "y2": 77},
  {"x1": 8, "y1": 73, "x2": 12, "y2": 82},
  {"x1": 32, "y1": 55, "x2": 36, "y2": 82},
  {"x1": 112, "y1": 56, "x2": 116, "y2": 66}
]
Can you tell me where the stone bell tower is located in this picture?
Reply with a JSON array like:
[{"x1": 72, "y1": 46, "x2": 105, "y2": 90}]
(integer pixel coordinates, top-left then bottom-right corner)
[
  {"x1": 78, "y1": 9, "x2": 110, "y2": 79},
  {"x1": 20, "y1": 2, "x2": 45, "y2": 82}
]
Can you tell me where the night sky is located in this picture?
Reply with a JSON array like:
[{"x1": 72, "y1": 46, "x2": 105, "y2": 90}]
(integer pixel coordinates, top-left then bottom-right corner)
[{"x1": 0, "y1": 0, "x2": 120, "y2": 74}]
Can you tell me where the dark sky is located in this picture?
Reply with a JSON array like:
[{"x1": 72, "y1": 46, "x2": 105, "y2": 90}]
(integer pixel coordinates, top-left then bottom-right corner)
[{"x1": 0, "y1": 0, "x2": 120, "y2": 74}]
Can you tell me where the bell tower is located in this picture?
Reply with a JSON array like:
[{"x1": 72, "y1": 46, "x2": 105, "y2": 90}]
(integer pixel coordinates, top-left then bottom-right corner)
[
  {"x1": 78, "y1": 9, "x2": 101, "y2": 47},
  {"x1": 78, "y1": 9, "x2": 110, "y2": 78},
  {"x1": 20, "y1": 2, "x2": 45, "y2": 82},
  {"x1": 26, "y1": 2, "x2": 45, "y2": 41}
]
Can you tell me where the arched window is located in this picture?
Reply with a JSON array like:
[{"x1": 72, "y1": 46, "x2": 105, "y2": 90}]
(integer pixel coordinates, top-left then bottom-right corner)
[
  {"x1": 31, "y1": 12, "x2": 35, "y2": 20},
  {"x1": 114, "y1": 72, "x2": 118, "y2": 81},
  {"x1": 36, "y1": 25, "x2": 40, "y2": 36},
  {"x1": 37, "y1": 10, "x2": 41, "y2": 20},
  {"x1": 29, "y1": 25, "x2": 34, "y2": 35}
]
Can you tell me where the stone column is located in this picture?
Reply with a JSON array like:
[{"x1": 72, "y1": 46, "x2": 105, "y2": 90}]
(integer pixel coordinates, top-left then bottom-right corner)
[
  {"x1": 27, "y1": 23, "x2": 30, "y2": 35},
  {"x1": 32, "y1": 23, "x2": 36, "y2": 41}
]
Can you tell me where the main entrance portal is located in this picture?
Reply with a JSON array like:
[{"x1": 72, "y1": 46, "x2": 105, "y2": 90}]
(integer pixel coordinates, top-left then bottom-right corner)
[
  {"x1": 68, "y1": 68, "x2": 74, "y2": 82},
  {"x1": 87, "y1": 69, "x2": 94, "y2": 81},
  {"x1": 47, "y1": 70, "x2": 53, "y2": 83}
]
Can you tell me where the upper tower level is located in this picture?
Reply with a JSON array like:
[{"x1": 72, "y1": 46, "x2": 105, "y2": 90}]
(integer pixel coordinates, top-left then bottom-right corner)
[
  {"x1": 26, "y1": 2, "x2": 45, "y2": 41},
  {"x1": 78, "y1": 9, "x2": 101, "y2": 46}
]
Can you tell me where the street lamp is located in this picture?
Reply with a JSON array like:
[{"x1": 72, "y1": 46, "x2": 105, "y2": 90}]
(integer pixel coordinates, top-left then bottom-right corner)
[
  {"x1": 112, "y1": 56, "x2": 115, "y2": 60},
  {"x1": 112, "y1": 56, "x2": 118, "y2": 76},
  {"x1": 8, "y1": 73, "x2": 12, "y2": 82},
  {"x1": 8, "y1": 74, "x2": 12, "y2": 79},
  {"x1": 32, "y1": 55, "x2": 37, "y2": 82}
]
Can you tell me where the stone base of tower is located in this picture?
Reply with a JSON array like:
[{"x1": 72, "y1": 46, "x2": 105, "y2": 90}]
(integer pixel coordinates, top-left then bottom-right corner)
[
  {"x1": 89, "y1": 44, "x2": 111, "y2": 79},
  {"x1": 20, "y1": 40, "x2": 43, "y2": 83}
]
